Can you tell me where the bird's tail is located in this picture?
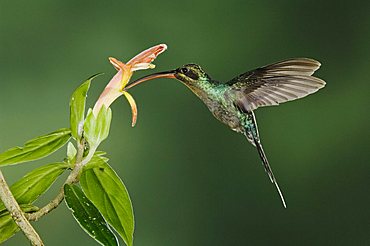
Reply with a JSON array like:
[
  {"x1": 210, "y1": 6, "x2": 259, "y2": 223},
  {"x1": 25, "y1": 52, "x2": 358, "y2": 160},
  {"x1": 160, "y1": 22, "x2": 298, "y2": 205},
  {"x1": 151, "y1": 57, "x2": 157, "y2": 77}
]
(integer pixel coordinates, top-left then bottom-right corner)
[
  {"x1": 254, "y1": 138, "x2": 287, "y2": 208},
  {"x1": 244, "y1": 112, "x2": 287, "y2": 208}
]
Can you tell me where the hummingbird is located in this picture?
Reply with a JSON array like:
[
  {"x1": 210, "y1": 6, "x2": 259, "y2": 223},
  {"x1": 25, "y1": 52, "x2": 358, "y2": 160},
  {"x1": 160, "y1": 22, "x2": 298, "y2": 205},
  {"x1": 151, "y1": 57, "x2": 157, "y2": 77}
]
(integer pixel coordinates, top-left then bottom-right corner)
[{"x1": 126, "y1": 58, "x2": 326, "y2": 207}]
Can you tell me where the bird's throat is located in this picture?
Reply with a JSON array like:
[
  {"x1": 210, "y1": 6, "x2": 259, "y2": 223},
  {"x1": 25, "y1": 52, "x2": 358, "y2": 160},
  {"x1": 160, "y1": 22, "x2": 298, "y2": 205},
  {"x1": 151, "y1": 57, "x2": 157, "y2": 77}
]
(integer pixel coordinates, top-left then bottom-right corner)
[{"x1": 184, "y1": 79, "x2": 225, "y2": 102}]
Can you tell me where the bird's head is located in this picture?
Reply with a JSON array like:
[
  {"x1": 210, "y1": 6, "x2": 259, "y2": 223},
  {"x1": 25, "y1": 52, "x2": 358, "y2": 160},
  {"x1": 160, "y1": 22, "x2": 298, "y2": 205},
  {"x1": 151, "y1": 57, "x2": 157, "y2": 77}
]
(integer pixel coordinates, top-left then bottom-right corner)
[
  {"x1": 125, "y1": 63, "x2": 210, "y2": 90},
  {"x1": 175, "y1": 64, "x2": 209, "y2": 84}
]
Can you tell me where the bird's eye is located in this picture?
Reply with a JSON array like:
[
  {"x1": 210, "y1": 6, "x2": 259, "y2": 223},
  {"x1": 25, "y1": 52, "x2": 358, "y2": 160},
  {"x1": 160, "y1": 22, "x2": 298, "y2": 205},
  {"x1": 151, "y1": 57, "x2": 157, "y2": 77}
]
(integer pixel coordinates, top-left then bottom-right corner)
[
  {"x1": 181, "y1": 68, "x2": 189, "y2": 74},
  {"x1": 179, "y1": 66, "x2": 199, "y2": 80}
]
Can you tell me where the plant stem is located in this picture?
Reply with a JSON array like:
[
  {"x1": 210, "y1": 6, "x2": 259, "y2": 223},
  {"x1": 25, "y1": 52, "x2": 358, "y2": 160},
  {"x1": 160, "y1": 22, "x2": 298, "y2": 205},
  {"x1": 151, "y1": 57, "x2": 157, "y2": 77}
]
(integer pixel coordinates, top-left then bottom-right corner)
[
  {"x1": 27, "y1": 139, "x2": 95, "y2": 222},
  {"x1": 0, "y1": 169, "x2": 44, "y2": 246}
]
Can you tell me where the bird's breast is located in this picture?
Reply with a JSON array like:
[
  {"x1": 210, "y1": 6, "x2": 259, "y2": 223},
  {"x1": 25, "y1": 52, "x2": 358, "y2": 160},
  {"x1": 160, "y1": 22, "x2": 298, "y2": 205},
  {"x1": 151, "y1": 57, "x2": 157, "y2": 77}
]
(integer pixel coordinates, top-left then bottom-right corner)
[
  {"x1": 188, "y1": 83, "x2": 244, "y2": 132},
  {"x1": 206, "y1": 97, "x2": 243, "y2": 133}
]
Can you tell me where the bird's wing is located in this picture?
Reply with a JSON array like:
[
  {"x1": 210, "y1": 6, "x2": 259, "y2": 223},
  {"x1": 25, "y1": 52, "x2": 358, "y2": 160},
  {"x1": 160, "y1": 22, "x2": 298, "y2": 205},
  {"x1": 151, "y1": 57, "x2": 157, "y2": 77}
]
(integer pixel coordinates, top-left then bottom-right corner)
[{"x1": 227, "y1": 58, "x2": 325, "y2": 111}]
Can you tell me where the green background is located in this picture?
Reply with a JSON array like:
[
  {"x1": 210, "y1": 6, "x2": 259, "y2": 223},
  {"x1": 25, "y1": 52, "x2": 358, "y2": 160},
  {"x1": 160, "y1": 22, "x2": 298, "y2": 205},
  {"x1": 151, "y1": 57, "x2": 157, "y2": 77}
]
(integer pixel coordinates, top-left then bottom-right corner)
[{"x1": 1, "y1": 0, "x2": 369, "y2": 245}]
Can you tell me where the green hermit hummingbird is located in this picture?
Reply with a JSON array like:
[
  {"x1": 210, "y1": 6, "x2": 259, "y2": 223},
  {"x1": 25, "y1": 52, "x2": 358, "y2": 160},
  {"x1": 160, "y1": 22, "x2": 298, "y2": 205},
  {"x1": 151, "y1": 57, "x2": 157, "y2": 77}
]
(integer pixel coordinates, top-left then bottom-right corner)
[{"x1": 126, "y1": 58, "x2": 326, "y2": 207}]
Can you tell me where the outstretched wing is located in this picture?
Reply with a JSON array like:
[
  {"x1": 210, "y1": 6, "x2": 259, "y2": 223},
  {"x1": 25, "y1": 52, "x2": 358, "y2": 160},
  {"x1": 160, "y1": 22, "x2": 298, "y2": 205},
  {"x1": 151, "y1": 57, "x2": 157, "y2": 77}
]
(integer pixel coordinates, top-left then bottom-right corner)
[{"x1": 228, "y1": 58, "x2": 326, "y2": 111}]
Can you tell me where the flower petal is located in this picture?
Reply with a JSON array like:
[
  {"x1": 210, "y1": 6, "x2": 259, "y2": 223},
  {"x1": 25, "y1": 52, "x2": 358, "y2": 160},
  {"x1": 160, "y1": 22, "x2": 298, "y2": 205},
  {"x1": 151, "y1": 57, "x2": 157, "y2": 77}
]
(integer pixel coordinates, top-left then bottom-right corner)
[
  {"x1": 92, "y1": 44, "x2": 168, "y2": 125},
  {"x1": 132, "y1": 63, "x2": 156, "y2": 71},
  {"x1": 109, "y1": 57, "x2": 122, "y2": 71},
  {"x1": 93, "y1": 87, "x2": 123, "y2": 117},
  {"x1": 127, "y1": 44, "x2": 167, "y2": 66},
  {"x1": 122, "y1": 91, "x2": 138, "y2": 127}
]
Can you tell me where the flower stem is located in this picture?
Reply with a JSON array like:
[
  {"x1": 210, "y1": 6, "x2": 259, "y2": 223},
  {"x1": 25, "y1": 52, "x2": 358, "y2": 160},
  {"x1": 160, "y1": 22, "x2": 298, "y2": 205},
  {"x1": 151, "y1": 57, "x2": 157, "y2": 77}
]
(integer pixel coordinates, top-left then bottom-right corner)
[{"x1": 0, "y1": 169, "x2": 44, "y2": 246}]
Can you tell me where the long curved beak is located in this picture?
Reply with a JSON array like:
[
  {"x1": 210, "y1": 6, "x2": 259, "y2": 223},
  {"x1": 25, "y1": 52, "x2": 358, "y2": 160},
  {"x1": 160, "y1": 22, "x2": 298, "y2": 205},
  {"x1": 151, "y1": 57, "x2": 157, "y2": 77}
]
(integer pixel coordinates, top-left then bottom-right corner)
[{"x1": 125, "y1": 70, "x2": 176, "y2": 90}]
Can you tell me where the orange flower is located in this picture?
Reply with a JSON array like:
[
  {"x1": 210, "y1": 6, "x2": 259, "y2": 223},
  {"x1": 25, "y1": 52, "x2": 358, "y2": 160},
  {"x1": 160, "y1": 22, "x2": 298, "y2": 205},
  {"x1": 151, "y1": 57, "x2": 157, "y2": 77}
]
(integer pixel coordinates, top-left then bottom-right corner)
[{"x1": 92, "y1": 44, "x2": 167, "y2": 126}]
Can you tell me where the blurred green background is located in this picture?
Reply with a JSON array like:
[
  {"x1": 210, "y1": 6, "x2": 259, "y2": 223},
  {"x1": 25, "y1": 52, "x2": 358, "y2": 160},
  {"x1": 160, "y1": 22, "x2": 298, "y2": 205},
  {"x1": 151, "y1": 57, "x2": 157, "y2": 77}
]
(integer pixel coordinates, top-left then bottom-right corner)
[{"x1": 1, "y1": 0, "x2": 370, "y2": 245}]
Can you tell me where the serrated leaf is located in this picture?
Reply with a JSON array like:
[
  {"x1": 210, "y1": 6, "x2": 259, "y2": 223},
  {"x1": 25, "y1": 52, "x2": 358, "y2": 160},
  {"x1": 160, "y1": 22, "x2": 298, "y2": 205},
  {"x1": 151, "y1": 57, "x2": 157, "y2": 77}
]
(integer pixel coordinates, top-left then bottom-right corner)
[
  {"x1": 0, "y1": 128, "x2": 71, "y2": 167},
  {"x1": 70, "y1": 74, "x2": 103, "y2": 140},
  {"x1": 64, "y1": 184, "x2": 118, "y2": 246},
  {"x1": 80, "y1": 157, "x2": 134, "y2": 246},
  {"x1": 84, "y1": 107, "x2": 112, "y2": 149},
  {"x1": 0, "y1": 204, "x2": 39, "y2": 244},
  {"x1": 0, "y1": 162, "x2": 68, "y2": 211}
]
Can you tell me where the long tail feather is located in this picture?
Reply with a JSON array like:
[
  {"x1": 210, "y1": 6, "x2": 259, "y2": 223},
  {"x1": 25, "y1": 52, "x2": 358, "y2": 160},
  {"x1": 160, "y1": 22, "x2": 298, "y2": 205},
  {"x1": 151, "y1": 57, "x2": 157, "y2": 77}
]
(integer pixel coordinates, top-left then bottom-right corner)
[
  {"x1": 254, "y1": 138, "x2": 287, "y2": 208},
  {"x1": 244, "y1": 111, "x2": 287, "y2": 208}
]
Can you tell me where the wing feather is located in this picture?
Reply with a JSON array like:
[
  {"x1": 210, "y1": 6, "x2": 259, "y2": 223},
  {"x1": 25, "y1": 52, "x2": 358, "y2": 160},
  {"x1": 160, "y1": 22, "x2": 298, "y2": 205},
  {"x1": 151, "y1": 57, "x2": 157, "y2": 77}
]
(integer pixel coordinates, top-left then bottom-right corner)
[{"x1": 228, "y1": 58, "x2": 325, "y2": 111}]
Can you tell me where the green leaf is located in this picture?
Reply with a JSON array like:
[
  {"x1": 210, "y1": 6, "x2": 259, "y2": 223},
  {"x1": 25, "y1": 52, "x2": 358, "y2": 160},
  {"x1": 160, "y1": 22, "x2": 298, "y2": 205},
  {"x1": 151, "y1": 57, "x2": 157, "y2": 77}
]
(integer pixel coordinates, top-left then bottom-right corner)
[
  {"x1": 95, "y1": 151, "x2": 108, "y2": 159},
  {"x1": 84, "y1": 152, "x2": 109, "y2": 170},
  {"x1": 0, "y1": 128, "x2": 71, "y2": 167},
  {"x1": 64, "y1": 184, "x2": 118, "y2": 246},
  {"x1": 67, "y1": 142, "x2": 77, "y2": 162},
  {"x1": 0, "y1": 204, "x2": 39, "y2": 244},
  {"x1": 80, "y1": 157, "x2": 134, "y2": 246},
  {"x1": 0, "y1": 214, "x2": 18, "y2": 244},
  {"x1": 70, "y1": 74, "x2": 103, "y2": 140},
  {"x1": 84, "y1": 107, "x2": 112, "y2": 149},
  {"x1": 0, "y1": 162, "x2": 68, "y2": 211}
]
